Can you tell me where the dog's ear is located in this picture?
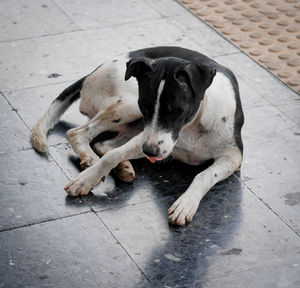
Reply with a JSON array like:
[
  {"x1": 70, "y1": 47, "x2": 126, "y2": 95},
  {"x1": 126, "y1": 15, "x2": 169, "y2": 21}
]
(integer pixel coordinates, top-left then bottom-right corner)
[
  {"x1": 174, "y1": 63, "x2": 216, "y2": 95},
  {"x1": 125, "y1": 58, "x2": 154, "y2": 81}
]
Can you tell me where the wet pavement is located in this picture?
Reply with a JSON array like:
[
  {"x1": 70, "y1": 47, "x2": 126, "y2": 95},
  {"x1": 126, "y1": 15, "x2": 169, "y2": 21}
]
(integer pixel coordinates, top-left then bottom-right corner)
[{"x1": 0, "y1": 0, "x2": 299, "y2": 287}]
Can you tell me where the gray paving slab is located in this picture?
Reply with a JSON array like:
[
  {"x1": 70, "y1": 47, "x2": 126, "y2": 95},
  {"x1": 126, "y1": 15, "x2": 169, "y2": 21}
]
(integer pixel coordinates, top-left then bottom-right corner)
[
  {"x1": 171, "y1": 14, "x2": 240, "y2": 57},
  {"x1": 215, "y1": 52, "x2": 300, "y2": 108},
  {"x1": 0, "y1": 93, "x2": 30, "y2": 154},
  {"x1": 242, "y1": 104, "x2": 299, "y2": 181},
  {"x1": 5, "y1": 82, "x2": 88, "y2": 146},
  {"x1": 0, "y1": 0, "x2": 81, "y2": 42},
  {"x1": 98, "y1": 177, "x2": 300, "y2": 287},
  {"x1": 204, "y1": 259, "x2": 300, "y2": 288},
  {"x1": 0, "y1": 18, "x2": 200, "y2": 91},
  {"x1": 245, "y1": 171, "x2": 300, "y2": 235},
  {"x1": 0, "y1": 212, "x2": 149, "y2": 288},
  {"x1": 54, "y1": 0, "x2": 161, "y2": 30},
  {"x1": 144, "y1": 0, "x2": 192, "y2": 17},
  {"x1": 0, "y1": 149, "x2": 89, "y2": 231}
]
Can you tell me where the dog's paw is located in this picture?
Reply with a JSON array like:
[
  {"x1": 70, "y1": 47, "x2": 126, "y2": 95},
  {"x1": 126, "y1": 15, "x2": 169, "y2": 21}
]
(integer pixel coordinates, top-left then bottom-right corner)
[
  {"x1": 114, "y1": 160, "x2": 135, "y2": 183},
  {"x1": 64, "y1": 168, "x2": 103, "y2": 197},
  {"x1": 79, "y1": 151, "x2": 99, "y2": 169},
  {"x1": 168, "y1": 193, "x2": 200, "y2": 225}
]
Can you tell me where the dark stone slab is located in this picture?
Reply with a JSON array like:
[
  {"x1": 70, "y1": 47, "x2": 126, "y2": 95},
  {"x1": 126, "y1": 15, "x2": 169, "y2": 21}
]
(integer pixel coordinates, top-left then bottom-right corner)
[
  {"x1": 0, "y1": 213, "x2": 149, "y2": 288},
  {"x1": 205, "y1": 259, "x2": 300, "y2": 288},
  {"x1": 0, "y1": 94, "x2": 31, "y2": 154},
  {"x1": 0, "y1": 149, "x2": 89, "y2": 231},
  {"x1": 98, "y1": 177, "x2": 300, "y2": 287}
]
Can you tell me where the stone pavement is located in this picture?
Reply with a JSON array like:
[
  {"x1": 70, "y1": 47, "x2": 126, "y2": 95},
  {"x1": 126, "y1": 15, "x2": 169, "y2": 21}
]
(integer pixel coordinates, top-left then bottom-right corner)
[{"x1": 0, "y1": 0, "x2": 299, "y2": 287}]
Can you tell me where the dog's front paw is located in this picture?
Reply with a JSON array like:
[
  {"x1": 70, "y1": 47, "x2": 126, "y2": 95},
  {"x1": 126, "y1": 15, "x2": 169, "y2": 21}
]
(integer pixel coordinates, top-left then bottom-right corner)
[
  {"x1": 168, "y1": 193, "x2": 200, "y2": 225},
  {"x1": 79, "y1": 151, "x2": 99, "y2": 169},
  {"x1": 64, "y1": 168, "x2": 103, "y2": 197}
]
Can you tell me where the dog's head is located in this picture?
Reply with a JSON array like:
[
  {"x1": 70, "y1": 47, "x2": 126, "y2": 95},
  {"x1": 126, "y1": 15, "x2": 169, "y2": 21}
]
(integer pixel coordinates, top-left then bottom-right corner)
[{"x1": 125, "y1": 57, "x2": 216, "y2": 162}]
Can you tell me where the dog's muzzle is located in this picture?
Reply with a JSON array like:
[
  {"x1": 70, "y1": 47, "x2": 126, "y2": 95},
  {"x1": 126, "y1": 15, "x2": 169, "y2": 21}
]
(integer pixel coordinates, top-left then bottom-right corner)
[{"x1": 142, "y1": 143, "x2": 163, "y2": 163}]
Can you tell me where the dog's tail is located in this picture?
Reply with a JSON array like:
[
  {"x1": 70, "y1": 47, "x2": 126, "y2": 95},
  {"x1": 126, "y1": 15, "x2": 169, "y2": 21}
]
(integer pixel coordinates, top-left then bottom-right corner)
[{"x1": 30, "y1": 76, "x2": 86, "y2": 154}]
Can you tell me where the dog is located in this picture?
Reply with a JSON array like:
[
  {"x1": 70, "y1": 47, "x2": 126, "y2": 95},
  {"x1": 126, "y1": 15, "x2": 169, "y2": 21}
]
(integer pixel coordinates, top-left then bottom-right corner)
[{"x1": 30, "y1": 46, "x2": 244, "y2": 226}]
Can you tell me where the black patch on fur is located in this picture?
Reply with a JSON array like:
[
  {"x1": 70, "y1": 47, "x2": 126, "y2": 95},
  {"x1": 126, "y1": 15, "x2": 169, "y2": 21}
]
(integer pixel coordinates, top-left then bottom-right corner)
[
  {"x1": 54, "y1": 76, "x2": 86, "y2": 104},
  {"x1": 129, "y1": 46, "x2": 244, "y2": 154}
]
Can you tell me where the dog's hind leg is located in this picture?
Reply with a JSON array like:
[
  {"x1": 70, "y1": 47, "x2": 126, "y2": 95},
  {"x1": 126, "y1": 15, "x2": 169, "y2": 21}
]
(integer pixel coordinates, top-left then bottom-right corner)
[
  {"x1": 66, "y1": 101, "x2": 141, "y2": 170},
  {"x1": 64, "y1": 132, "x2": 145, "y2": 196}
]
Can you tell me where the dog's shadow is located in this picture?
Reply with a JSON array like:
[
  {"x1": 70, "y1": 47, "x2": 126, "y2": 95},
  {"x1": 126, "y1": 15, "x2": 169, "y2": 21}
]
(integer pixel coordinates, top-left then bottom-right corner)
[{"x1": 64, "y1": 152, "x2": 242, "y2": 287}]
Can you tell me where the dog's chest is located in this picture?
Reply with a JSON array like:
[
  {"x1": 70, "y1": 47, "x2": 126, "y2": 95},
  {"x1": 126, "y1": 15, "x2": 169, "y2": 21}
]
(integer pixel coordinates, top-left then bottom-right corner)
[{"x1": 173, "y1": 125, "x2": 212, "y2": 164}]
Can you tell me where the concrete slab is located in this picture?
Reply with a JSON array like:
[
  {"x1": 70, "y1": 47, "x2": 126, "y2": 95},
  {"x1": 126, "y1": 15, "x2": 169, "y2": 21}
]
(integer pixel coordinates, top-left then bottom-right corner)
[
  {"x1": 0, "y1": 18, "x2": 201, "y2": 91},
  {"x1": 0, "y1": 0, "x2": 80, "y2": 42},
  {"x1": 54, "y1": 0, "x2": 161, "y2": 30},
  {"x1": 171, "y1": 14, "x2": 240, "y2": 57},
  {"x1": 0, "y1": 149, "x2": 89, "y2": 231},
  {"x1": 0, "y1": 94, "x2": 30, "y2": 154},
  {"x1": 98, "y1": 179, "x2": 300, "y2": 287},
  {"x1": 5, "y1": 82, "x2": 88, "y2": 146},
  {"x1": 0, "y1": 213, "x2": 149, "y2": 287},
  {"x1": 204, "y1": 259, "x2": 300, "y2": 288}
]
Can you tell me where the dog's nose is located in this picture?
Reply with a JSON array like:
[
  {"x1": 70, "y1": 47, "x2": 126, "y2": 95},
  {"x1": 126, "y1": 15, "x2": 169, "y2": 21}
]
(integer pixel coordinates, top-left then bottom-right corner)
[{"x1": 142, "y1": 143, "x2": 160, "y2": 157}]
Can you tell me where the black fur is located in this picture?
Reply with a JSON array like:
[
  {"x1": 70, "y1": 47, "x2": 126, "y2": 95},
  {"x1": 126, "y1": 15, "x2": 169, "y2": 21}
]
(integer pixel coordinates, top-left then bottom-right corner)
[
  {"x1": 128, "y1": 46, "x2": 244, "y2": 153},
  {"x1": 54, "y1": 76, "x2": 86, "y2": 104}
]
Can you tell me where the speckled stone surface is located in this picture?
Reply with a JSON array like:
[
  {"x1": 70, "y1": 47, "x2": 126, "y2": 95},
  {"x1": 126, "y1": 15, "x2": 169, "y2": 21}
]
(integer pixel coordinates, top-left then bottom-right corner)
[{"x1": 0, "y1": 0, "x2": 299, "y2": 287}]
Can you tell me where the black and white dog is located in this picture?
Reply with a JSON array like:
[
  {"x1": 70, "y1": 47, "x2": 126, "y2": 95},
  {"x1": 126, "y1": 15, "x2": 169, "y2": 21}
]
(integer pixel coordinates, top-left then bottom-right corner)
[{"x1": 31, "y1": 46, "x2": 244, "y2": 226}]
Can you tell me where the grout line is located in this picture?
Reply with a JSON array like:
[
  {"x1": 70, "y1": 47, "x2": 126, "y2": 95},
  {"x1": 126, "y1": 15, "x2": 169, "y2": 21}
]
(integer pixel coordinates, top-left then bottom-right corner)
[
  {"x1": 92, "y1": 210, "x2": 151, "y2": 284},
  {"x1": 51, "y1": 0, "x2": 84, "y2": 31},
  {"x1": 0, "y1": 210, "x2": 92, "y2": 233},
  {"x1": 1, "y1": 79, "x2": 76, "y2": 94},
  {"x1": 0, "y1": 91, "x2": 31, "y2": 131},
  {"x1": 0, "y1": 29, "x2": 83, "y2": 44},
  {"x1": 244, "y1": 183, "x2": 300, "y2": 237}
]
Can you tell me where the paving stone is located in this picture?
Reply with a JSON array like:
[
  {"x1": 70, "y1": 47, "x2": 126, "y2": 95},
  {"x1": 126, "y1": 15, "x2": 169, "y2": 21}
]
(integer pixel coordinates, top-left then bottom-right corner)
[
  {"x1": 0, "y1": 149, "x2": 89, "y2": 231},
  {"x1": 245, "y1": 170, "x2": 300, "y2": 234},
  {"x1": 5, "y1": 82, "x2": 88, "y2": 146},
  {"x1": 0, "y1": 93, "x2": 31, "y2": 154},
  {"x1": 242, "y1": 104, "x2": 299, "y2": 182},
  {"x1": 50, "y1": 143, "x2": 214, "y2": 211},
  {"x1": 54, "y1": 0, "x2": 161, "y2": 30},
  {"x1": 216, "y1": 52, "x2": 300, "y2": 106},
  {"x1": 170, "y1": 14, "x2": 240, "y2": 57},
  {"x1": 144, "y1": 0, "x2": 194, "y2": 17},
  {"x1": 0, "y1": 18, "x2": 201, "y2": 91},
  {"x1": 237, "y1": 77, "x2": 270, "y2": 110},
  {"x1": 0, "y1": 213, "x2": 149, "y2": 288},
  {"x1": 0, "y1": 0, "x2": 80, "y2": 42},
  {"x1": 98, "y1": 179, "x2": 300, "y2": 287},
  {"x1": 204, "y1": 259, "x2": 300, "y2": 288}
]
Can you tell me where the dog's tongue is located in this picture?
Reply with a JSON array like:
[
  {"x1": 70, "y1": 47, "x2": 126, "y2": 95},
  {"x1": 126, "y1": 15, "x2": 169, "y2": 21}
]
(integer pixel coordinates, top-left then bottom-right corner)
[{"x1": 146, "y1": 156, "x2": 163, "y2": 163}]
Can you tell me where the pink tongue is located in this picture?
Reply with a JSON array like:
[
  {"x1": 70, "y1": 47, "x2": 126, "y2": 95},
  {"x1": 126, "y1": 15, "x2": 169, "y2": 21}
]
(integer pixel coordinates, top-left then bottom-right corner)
[{"x1": 146, "y1": 156, "x2": 163, "y2": 163}]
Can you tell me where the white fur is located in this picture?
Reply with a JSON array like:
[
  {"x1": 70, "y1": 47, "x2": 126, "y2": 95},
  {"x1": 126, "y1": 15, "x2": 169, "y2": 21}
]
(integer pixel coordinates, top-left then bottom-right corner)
[{"x1": 51, "y1": 61, "x2": 242, "y2": 226}]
